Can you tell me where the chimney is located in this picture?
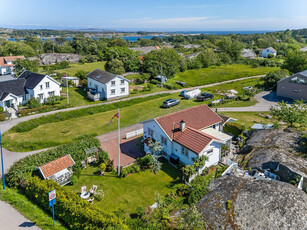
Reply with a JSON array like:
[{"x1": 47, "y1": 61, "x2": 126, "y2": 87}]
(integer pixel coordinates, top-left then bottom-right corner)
[{"x1": 179, "y1": 120, "x2": 185, "y2": 131}]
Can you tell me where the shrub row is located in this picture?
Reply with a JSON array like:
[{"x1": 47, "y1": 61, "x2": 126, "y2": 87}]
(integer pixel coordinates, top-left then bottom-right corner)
[
  {"x1": 121, "y1": 164, "x2": 141, "y2": 178},
  {"x1": 25, "y1": 177, "x2": 127, "y2": 229},
  {"x1": 11, "y1": 93, "x2": 170, "y2": 133},
  {"x1": 18, "y1": 104, "x2": 68, "y2": 117},
  {"x1": 6, "y1": 135, "x2": 100, "y2": 187}
]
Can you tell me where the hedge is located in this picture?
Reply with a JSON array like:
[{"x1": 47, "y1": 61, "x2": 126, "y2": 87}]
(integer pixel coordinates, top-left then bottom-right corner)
[
  {"x1": 11, "y1": 93, "x2": 170, "y2": 133},
  {"x1": 6, "y1": 135, "x2": 100, "y2": 187},
  {"x1": 223, "y1": 122, "x2": 245, "y2": 138},
  {"x1": 25, "y1": 177, "x2": 127, "y2": 229}
]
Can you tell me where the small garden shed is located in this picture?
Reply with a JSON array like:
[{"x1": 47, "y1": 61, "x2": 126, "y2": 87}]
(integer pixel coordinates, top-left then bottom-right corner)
[{"x1": 38, "y1": 154, "x2": 75, "y2": 186}]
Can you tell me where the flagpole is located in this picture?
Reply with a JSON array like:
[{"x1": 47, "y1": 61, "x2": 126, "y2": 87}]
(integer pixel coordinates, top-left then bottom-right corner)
[{"x1": 117, "y1": 108, "x2": 120, "y2": 178}]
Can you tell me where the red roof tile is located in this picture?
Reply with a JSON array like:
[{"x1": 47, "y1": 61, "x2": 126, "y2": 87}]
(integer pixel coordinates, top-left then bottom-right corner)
[
  {"x1": 156, "y1": 105, "x2": 222, "y2": 139},
  {"x1": 3, "y1": 56, "x2": 24, "y2": 62},
  {"x1": 173, "y1": 124, "x2": 219, "y2": 154},
  {"x1": 39, "y1": 154, "x2": 75, "y2": 179}
]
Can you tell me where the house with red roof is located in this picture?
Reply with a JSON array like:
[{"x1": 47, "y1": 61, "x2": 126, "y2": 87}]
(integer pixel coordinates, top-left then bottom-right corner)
[
  {"x1": 38, "y1": 154, "x2": 75, "y2": 186},
  {"x1": 0, "y1": 55, "x2": 24, "y2": 75},
  {"x1": 141, "y1": 105, "x2": 232, "y2": 171}
]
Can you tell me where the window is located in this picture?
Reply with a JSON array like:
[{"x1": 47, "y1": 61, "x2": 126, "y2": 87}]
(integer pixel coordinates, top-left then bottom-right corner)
[
  {"x1": 207, "y1": 149, "x2": 213, "y2": 156},
  {"x1": 45, "y1": 82, "x2": 50, "y2": 89},
  {"x1": 22, "y1": 95, "x2": 26, "y2": 101},
  {"x1": 40, "y1": 85, "x2": 43, "y2": 90},
  {"x1": 110, "y1": 89, "x2": 115, "y2": 95},
  {"x1": 120, "y1": 79, "x2": 125, "y2": 85},
  {"x1": 161, "y1": 136, "x2": 167, "y2": 145},
  {"x1": 148, "y1": 128, "x2": 154, "y2": 137},
  {"x1": 290, "y1": 76, "x2": 307, "y2": 85},
  {"x1": 181, "y1": 146, "x2": 189, "y2": 156},
  {"x1": 120, "y1": 87, "x2": 125, "y2": 93},
  {"x1": 111, "y1": 81, "x2": 116, "y2": 86},
  {"x1": 293, "y1": 89, "x2": 300, "y2": 93},
  {"x1": 90, "y1": 82, "x2": 92, "y2": 86},
  {"x1": 38, "y1": 94, "x2": 44, "y2": 100},
  {"x1": 48, "y1": 91, "x2": 55, "y2": 97}
]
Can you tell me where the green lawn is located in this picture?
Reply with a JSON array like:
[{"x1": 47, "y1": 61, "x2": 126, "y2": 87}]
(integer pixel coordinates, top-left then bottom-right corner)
[
  {"x1": 54, "y1": 61, "x2": 106, "y2": 76},
  {"x1": 168, "y1": 64, "x2": 279, "y2": 87},
  {"x1": 68, "y1": 161, "x2": 181, "y2": 213},
  {"x1": 221, "y1": 111, "x2": 272, "y2": 127},
  {"x1": 3, "y1": 78, "x2": 262, "y2": 151}
]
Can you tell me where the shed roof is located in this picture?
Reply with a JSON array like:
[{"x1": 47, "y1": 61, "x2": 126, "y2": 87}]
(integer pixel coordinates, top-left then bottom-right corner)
[
  {"x1": 201, "y1": 127, "x2": 232, "y2": 141},
  {"x1": 38, "y1": 154, "x2": 75, "y2": 179}
]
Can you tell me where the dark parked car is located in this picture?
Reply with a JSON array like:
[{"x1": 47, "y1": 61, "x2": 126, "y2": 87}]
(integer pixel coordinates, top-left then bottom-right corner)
[
  {"x1": 197, "y1": 92, "x2": 214, "y2": 101},
  {"x1": 162, "y1": 99, "x2": 180, "y2": 108},
  {"x1": 180, "y1": 90, "x2": 189, "y2": 96}
]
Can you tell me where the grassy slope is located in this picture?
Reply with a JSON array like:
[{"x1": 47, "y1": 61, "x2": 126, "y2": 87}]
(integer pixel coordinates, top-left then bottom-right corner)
[
  {"x1": 221, "y1": 111, "x2": 271, "y2": 127},
  {"x1": 3, "y1": 78, "x2": 261, "y2": 151},
  {"x1": 69, "y1": 161, "x2": 181, "y2": 213},
  {"x1": 169, "y1": 64, "x2": 279, "y2": 87},
  {"x1": 54, "y1": 61, "x2": 106, "y2": 76},
  {"x1": 0, "y1": 187, "x2": 67, "y2": 230}
]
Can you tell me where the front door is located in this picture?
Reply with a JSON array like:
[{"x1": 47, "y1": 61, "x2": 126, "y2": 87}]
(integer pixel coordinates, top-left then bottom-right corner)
[{"x1": 5, "y1": 100, "x2": 11, "y2": 108}]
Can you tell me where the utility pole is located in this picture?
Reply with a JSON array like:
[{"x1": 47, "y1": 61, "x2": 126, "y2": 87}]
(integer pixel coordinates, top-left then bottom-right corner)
[
  {"x1": 52, "y1": 39, "x2": 55, "y2": 53},
  {"x1": 66, "y1": 73, "x2": 69, "y2": 105},
  {"x1": 117, "y1": 108, "x2": 121, "y2": 178}
]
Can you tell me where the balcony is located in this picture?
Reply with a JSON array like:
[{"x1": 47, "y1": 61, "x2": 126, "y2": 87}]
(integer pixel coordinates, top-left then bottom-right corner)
[{"x1": 87, "y1": 91, "x2": 100, "y2": 101}]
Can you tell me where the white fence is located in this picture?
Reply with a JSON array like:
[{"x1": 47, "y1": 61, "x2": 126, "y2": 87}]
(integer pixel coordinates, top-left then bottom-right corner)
[{"x1": 125, "y1": 129, "x2": 143, "y2": 139}]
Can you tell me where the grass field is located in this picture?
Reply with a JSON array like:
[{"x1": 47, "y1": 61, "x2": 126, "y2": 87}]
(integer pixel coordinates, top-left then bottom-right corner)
[
  {"x1": 68, "y1": 160, "x2": 181, "y2": 213},
  {"x1": 54, "y1": 61, "x2": 106, "y2": 76},
  {"x1": 169, "y1": 64, "x2": 279, "y2": 87},
  {"x1": 3, "y1": 78, "x2": 262, "y2": 151},
  {"x1": 221, "y1": 111, "x2": 272, "y2": 127}
]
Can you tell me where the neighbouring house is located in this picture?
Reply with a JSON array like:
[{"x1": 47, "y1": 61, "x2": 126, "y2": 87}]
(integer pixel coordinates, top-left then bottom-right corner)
[
  {"x1": 260, "y1": 47, "x2": 277, "y2": 58},
  {"x1": 276, "y1": 70, "x2": 307, "y2": 101},
  {"x1": 87, "y1": 68, "x2": 129, "y2": 101},
  {"x1": 185, "y1": 52, "x2": 200, "y2": 59},
  {"x1": 0, "y1": 70, "x2": 61, "y2": 115},
  {"x1": 300, "y1": 47, "x2": 307, "y2": 52},
  {"x1": 183, "y1": 44, "x2": 201, "y2": 49},
  {"x1": 0, "y1": 55, "x2": 24, "y2": 75},
  {"x1": 129, "y1": 46, "x2": 161, "y2": 55},
  {"x1": 241, "y1": 48, "x2": 256, "y2": 59},
  {"x1": 38, "y1": 154, "x2": 76, "y2": 186},
  {"x1": 141, "y1": 105, "x2": 232, "y2": 173}
]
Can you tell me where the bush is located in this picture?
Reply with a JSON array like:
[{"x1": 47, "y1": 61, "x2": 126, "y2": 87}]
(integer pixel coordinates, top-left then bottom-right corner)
[
  {"x1": 106, "y1": 159, "x2": 114, "y2": 172},
  {"x1": 98, "y1": 150, "x2": 109, "y2": 164},
  {"x1": 226, "y1": 200, "x2": 233, "y2": 210},
  {"x1": 70, "y1": 175, "x2": 77, "y2": 185},
  {"x1": 6, "y1": 135, "x2": 100, "y2": 187},
  {"x1": 137, "y1": 155, "x2": 153, "y2": 169},
  {"x1": 121, "y1": 163, "x2": 141, "y2": 178},
  {"x1": 25, "y1": 177, "x2": 126, "y2": 229},
  {"x1": 162, "y1": 82, "x2": 180, "y2": 90},
  {"x1": 99, "y1": 163, "x2": 106, "y2": 174},
  {"x1": 26, "y1": 97, "x2": 42, "y2": 109},
  {"x1": 44, "y1": 96, "x2": 62, "y2": 106},
  {"x1": 223, "y1": 122, "x2": 245, "y2": 138},
  {"x1": 136, "y1": 206, "x2": 144, "y2": 217},
  {"x1": 74, "y1": 168, "x2": 82, "y2": 178},
  {"x1": 0, "y1": 113, "x2": 6, "y2": 121}
]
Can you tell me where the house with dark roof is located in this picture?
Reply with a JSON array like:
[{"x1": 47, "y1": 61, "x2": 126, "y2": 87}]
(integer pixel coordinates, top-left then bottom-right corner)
[
  {"x1": 141, "y1": 105, "x2": 232, "y2": 172},
  {"x1": 0, "y1": 71, "x2": 61, "y2": 115},
  {"x1": 277, "y1": 70, "x2": 307, "y2": 101},
  {"x1": 0, "y1": 55, "x2": 24, "y2": 75},
  {"x1": 260, "y1": 47, "x2": 277, "y2": 58},
  {"x1": 87, "y1": 68, "x2": 129, "y2": 100},
  {"x1": 38, "y1": 154, "x2": 75, "y2": 186}
]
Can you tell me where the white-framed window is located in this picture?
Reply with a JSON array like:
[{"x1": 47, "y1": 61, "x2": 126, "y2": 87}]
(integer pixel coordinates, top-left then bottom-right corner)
[
  {"x1": 120, "y1": 87, "x2": 125, "y2": 93},
  {"x1": 120, "y1": 79, "x2": 125, "y2": 85},
  {"x1": 181, "y1": 146, "x2": 189, "y2": 156},
  {"x1": 110, "y1": 89, "x2": 115, "y2": 95},
  {"x1": 48, "y1": 91, "x2": 55, "y2": 97},
  {"x1": 45, "y1": 82, "x2": 50, "y2": 89},
  {"x1": 40, "y1": 85, "x2": 43, "y2": 90},
  {"x1": 161, "y1": 136, "x2": 167, "y2": 145},
  {"x1": 148, "y1": 128, "x2": 154, "y2": 137},
  {"x1": 38, "y1": 94, "x2": 44, "y2": 100},
  {"x1": 111, "y1": 80, "x2": 116, "y2": 86},
  {"x1": 207, "y1": 149, "x2": 213, "y2": 156}
]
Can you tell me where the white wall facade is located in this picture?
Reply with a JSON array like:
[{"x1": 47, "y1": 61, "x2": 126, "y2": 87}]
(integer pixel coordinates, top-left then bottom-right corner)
[
  {"x1": 87, "y1": 76, "x2": 129, "y2": 100},
  {"x1": 31, "y1": 76, "x2": 61, "y2": 103},
  {"x1": 261, "y1": 48, "x2": 277, "y2": 58},
  {"x1": 143, "y1": 119, "x2": 222, "y2": 169}
]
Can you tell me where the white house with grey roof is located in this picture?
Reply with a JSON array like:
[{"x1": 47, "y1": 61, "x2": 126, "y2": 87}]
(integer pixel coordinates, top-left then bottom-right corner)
[
  {"x1": 277, "y1": 70, "x2": 307, "y2": 101},
  {"x1": 87, "y1": 68, "x2": 129, "y2": 101},
  {"x1": 0, "y1": 71, "x2": 61, "y2": 117},
  {"x1": 261, "y1": 47, "x2": 277, "y2": 58}
]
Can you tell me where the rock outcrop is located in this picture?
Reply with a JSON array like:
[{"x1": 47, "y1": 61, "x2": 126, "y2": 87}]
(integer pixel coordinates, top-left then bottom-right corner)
[
  {"x1": 196, "y1": 176, "x2": 307, "y2": 230},
  {"x1": 38, "y1": 53, "x2": 82, "y2": 65}
]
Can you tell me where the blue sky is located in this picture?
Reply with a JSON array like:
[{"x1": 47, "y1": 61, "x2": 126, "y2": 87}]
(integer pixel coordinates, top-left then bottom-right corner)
[{"x1": 1, "y1": 0, "x2": 307, "y2": 31}]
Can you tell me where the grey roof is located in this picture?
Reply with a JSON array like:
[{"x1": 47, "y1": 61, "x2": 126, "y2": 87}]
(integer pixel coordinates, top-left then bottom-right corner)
[
  {"x1": 297, "y1": 70, "x2": 307, "y2": 77},
  {"x1": 0, "y1": 91, "x2": 9, "y2": 101},
  {"x1": 0, "y1": 79, "x2": 26, "y2": 97},
  {"x1": 0, "y1": 75, "x2": 15, "y2": 82},
  {"x1": 87, "y1": 68, "x2": 118, "y2": 84},
  {"x1": 129, "y1": 46, "x2": 159, "y2": 55},
  {"x1": 241, "y1": 49, "x2": 256, "y2": 58},
  {"x1": 18, "y1": 71, "x2": 46, "y2": 89}
]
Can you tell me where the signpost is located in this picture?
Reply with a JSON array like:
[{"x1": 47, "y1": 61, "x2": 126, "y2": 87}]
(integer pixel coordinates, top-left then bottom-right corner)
[{"x1": 49, "y1": 189, "x2": 56, "y2": 227}]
